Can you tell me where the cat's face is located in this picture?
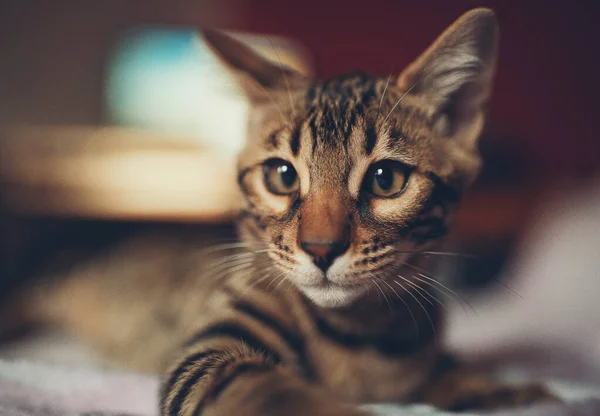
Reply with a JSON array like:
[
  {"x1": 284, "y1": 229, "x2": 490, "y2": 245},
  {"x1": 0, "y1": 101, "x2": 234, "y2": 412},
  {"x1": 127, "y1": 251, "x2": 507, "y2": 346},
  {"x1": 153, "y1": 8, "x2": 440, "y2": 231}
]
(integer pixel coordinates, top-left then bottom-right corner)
[{"x1": 204, "y1": 8, "x2": 498, "y2": 307}]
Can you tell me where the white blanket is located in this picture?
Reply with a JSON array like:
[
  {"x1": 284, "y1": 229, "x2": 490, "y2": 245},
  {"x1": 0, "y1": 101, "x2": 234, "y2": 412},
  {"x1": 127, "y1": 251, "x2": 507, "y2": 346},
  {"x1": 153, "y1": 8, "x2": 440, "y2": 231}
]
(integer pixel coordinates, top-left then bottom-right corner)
[{"x1": 0, "y1": 356, "x2": 599, "y2": 416}]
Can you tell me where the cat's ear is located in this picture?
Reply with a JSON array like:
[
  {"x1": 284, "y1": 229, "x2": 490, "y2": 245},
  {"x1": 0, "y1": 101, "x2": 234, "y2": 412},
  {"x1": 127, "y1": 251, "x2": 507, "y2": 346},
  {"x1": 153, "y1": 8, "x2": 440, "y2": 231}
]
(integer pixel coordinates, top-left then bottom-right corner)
[
  {"x1": 201, "y1": 29, "x2": 306, "y2": 102},
  {"x1": 397, "y1": 8, "x2": 499, "y2": 142}
]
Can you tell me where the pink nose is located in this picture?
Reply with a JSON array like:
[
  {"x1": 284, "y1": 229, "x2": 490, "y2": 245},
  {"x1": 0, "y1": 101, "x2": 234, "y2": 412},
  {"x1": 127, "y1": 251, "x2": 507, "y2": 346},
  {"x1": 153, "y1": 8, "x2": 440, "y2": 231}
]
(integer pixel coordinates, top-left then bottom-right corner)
[{"x1": 300, "y1": 240, "x2": 349, "y2": 272}]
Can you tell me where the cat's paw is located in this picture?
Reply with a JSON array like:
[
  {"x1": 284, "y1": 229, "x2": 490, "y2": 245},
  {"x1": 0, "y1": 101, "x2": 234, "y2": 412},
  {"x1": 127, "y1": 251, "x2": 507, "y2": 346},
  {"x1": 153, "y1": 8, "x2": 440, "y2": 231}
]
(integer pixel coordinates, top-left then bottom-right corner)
[
  {"x1": 285, "y1": 408, "x2": 371, "y2": 416},
  {"x1": 261, "y1": 397, "x2": 372, "y2": 416},
  {"x1": 226, "y1": 381, "x2": 372, "y2": 416},
  {"x1": 431, "y1": 380, "x2": 560, "y2": 412}
]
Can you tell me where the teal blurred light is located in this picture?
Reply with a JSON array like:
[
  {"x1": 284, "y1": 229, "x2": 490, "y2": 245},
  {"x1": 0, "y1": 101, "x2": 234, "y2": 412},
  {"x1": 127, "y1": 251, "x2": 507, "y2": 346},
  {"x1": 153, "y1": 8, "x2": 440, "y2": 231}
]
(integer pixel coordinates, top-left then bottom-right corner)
[{"x1": 106, "y1": 27, "x2": 247, "y2": 153}]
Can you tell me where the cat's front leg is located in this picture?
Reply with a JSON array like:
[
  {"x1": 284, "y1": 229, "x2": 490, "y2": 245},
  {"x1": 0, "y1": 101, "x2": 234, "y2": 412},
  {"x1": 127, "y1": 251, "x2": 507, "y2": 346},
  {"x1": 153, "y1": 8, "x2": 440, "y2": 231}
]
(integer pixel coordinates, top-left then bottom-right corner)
[
  {"x1": 203, "y1": 364, "x2": 370, "y2": 416},
  {"x1": 418, "y1": 367, "x2": 560, "y2": 412},
  {"x1": 160, "y1": 339, "x2": 369, "y2": 416}
]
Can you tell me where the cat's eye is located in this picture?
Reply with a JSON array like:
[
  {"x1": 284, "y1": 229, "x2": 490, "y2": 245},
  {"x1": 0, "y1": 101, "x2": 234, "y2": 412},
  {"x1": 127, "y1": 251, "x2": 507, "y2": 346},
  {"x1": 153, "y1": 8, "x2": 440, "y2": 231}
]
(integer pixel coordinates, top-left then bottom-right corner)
[
  {"x1": 364, "y1": 160, "x2": 410, "y2": 198},
  {"x1": 263, "y1": 159, "x2": 300, "y2": 195}
]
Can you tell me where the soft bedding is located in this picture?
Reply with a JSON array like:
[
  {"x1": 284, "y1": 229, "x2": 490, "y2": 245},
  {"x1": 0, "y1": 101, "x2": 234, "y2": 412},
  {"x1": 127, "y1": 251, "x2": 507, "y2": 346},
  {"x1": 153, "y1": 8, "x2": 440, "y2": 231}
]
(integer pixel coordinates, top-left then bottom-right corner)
[{"x1": 0, "y1": 357, "x2": 599, "y2": 416}]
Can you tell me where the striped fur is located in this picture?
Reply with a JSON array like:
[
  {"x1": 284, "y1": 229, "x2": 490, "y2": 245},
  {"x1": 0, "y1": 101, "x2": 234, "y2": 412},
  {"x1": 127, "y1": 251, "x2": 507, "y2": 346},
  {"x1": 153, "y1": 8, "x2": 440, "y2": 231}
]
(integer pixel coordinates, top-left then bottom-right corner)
[{"x1": 2, "y1": 8, "x2": 558, "y2": 416}]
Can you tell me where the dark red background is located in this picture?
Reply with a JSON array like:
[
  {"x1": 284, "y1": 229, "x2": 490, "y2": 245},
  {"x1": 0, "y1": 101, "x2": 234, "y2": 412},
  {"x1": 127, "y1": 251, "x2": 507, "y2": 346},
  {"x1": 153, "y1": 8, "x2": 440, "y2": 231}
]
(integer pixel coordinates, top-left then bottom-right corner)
[
  {"x1": 1, "y1": 0, "x2": 599, "y2": 177},
  {"x1": 238, "y1": 0, "x2": 600, "y2": 176}
]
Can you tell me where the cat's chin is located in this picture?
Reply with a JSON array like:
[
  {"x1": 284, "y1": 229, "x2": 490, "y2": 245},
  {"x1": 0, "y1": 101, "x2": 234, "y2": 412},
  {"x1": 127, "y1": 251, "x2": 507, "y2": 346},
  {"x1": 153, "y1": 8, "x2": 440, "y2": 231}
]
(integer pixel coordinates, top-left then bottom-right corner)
[{"x1": 298, "y1": 284, "x2": 368, "y2": 309}]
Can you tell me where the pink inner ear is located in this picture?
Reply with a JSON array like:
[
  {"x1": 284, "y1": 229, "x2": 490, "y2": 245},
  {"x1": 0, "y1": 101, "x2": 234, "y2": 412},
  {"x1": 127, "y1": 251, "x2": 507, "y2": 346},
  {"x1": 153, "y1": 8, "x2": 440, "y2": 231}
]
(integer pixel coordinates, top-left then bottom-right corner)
[{"x1": 397, "y1": 8, "x2": 498, "y2": 111}]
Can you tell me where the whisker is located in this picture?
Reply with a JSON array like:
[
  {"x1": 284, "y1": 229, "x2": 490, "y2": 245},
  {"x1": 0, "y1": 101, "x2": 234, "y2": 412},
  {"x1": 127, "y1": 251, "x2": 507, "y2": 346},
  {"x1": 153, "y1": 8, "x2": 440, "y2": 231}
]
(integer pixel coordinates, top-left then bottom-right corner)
[
  {"x1": 206, "y1": 257, "x2": 255, "y2": 276},
  {"x1": 384, "y1": 82, "x2": 417, "y2": 123},
  {"x1": 412, "y1": 270, "x2": 473, "y2": 309},
  {"x1": 371, "y1": 279, "x2": 390, "y2": 312},
  {"x1": 402, "y1": 277, "x2": 449, "y2": 316},
  {"x1": 390, "y1": 261, "x2": 469, "y2": 314},
  {"x1": 373, "y1": 278, "x2": 393, "y2": 312},
  {"x1": 398, "y1": 277, "x2": 434, "y2": 308},
  {"x1": 393, "y1": 250, "x2": 476, "y2": 259},
  {"x1": 491, "y1": 278, "x2": 524, "y2": 299},
  {"x1": 207, "y1": 248, "x2": 278, "y2": 272},
  {"x1": 204, "y1": 253, "x2": 258, "y2": 275},
  {"x1": 379, "y1": 74, "x2": 392, "y2": 108},
  {"x1": 199, "y1": 242, "x2": 250, "y2": 255},
  {"x1": 235, "y1": 267, "x2": 278, "y2": 300},
  {"x1": 273, "y1": 273, "x2": 289, "y2": 292},
  {"x1": 421, "y1": 251, "x2": 477, "y2": 259},
  {"x1": 266, "y1": 271, "x2": 287, "y2": 292},
  {"x1": 409, "y1": 285, "x2": 450, "y2": 327},
  {"x1": 377, "y1": 277, "x2": 418, "y2": 334},
  {"x1": 202, "y1": 236, "x2": 243, "y2": 244},
  {"x1": 209, "y1": 251, "x2": 255, "y2": 263},
  {"x1": 412, "y1": 272, "x2": 478, "y2": 316},
  {"x1": 398, "y1": 245, "x2": 521, "y2": 300},
  {"x1": 212, "y1": 260, "x2": 256, "y2": 281},
  {"x1": 285, "y1": 279, "x2": 295, "y2": 294},
  {"x1": 394, "y1": 279, "x2": 435, "y2": 340},
  {"x1": 410, "y1": 274, "x2": 465, "y2": 313},
  {"x1": 209, "y1": 255, "x2": 271, "y2": 281}
]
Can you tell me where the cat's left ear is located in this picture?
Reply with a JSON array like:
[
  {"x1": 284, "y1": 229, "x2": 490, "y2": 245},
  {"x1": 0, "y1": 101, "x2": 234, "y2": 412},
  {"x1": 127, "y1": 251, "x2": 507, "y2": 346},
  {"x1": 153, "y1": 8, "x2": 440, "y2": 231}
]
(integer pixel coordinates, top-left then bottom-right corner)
[
  {"x1": 201, "y1": 29, "x2": 306, "y2": 102},
  {"x1": 397, "y1": 8, "x2": 499, "y2": 145}
]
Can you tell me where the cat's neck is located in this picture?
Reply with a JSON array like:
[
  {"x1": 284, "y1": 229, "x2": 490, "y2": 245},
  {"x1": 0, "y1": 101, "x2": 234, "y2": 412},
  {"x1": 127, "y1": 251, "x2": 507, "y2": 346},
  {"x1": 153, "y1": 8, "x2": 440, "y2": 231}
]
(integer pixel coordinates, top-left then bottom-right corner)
[{"x1": 301, "y1": 278, "x2": 442, "y2": 342}]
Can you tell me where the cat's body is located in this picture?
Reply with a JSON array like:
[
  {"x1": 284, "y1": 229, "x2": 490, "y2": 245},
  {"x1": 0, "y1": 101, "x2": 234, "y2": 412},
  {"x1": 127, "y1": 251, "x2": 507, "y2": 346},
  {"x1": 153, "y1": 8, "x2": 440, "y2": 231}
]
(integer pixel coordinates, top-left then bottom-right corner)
[
  {"x1": 11, "y1": 223, "x2": 544, "y2": 415},
  {"x1": 28, "y1": 224, "x2": 438, "y2": 398},
  {"x1": 2, "y1": 8, "x2": 557, "y2": 416}
]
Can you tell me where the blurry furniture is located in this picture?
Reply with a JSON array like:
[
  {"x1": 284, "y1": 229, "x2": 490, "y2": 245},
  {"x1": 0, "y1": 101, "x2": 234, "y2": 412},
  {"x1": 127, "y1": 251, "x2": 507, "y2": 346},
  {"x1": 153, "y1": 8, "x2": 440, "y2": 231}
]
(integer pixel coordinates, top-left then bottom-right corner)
[{"x1": 0, "y1": 126, "x2": 240, "y2": 222}]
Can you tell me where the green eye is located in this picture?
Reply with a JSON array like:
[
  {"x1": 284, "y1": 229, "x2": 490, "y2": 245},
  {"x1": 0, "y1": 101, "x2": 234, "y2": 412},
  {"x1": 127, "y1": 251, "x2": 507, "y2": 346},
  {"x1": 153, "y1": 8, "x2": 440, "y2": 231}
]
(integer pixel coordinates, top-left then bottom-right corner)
[
  {"x1": 365, "y1": 160, "x2": 409, "y2": 198},
  {"x1": 264, "y1": 159, "x2": 300, "y2": 195}
]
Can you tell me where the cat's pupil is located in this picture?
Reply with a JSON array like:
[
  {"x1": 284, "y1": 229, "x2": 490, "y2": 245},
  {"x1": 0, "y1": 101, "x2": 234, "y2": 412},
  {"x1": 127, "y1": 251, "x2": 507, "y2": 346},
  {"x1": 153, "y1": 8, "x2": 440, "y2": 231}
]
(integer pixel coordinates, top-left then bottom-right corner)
[
  {"x1": 278, "y1": 164, "x2": 296, "y2": 188},
  {"x1": 374, "y1": 168, "x2": 393, "y2": 190}
]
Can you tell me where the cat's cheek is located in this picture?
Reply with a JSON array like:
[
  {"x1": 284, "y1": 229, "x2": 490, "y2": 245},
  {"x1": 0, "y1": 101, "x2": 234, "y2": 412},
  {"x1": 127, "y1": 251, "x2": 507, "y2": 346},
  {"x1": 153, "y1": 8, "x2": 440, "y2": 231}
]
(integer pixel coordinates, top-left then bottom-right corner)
[
  {"x1": 244, "y1": 169, "x2": 292, "y2": 215},
  {"x1": 369, "y1": 176, "x2": 430, "y2": 221},
  {"x1": 369, "y1": 197, "x2": 417, "y2": 224}
]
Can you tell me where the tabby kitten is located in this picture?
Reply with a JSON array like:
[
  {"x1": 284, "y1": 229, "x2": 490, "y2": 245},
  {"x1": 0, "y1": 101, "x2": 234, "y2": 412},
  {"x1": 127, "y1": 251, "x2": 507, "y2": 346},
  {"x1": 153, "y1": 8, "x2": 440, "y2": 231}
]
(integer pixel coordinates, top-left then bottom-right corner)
[{"x1": 7, "y1": 8, "x2": 557, "y2": 416}]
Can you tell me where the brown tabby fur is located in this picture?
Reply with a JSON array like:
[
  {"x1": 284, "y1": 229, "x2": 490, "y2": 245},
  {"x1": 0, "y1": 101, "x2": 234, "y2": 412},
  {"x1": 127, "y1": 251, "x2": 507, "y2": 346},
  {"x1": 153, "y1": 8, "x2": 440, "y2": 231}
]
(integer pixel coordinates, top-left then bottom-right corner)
[{"x1": 3, "y1": 8, "x2": 557, "y2": 416}]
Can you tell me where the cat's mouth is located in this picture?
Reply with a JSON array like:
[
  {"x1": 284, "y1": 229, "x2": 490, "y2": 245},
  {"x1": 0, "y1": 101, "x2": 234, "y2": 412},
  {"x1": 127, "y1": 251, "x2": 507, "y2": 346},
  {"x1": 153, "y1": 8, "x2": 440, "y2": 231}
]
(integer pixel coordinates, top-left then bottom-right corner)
[
  {"x1": 279, "y1": 253, "x2": 398, "y2": 307},
  {"x1": 301, "y1": 278, "x2": 363, "y2": 290},
  {"x1": 297, "y1": 279, "x2": 369, "y2": 308}
]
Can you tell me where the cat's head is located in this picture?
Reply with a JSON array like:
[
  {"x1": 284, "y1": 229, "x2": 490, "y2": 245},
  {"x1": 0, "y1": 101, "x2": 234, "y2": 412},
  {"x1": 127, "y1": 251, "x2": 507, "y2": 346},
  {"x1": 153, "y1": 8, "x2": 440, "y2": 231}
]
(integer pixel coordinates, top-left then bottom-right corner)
[{"x1": 204, "y1": 8, "x2": 498, "y2": 308}]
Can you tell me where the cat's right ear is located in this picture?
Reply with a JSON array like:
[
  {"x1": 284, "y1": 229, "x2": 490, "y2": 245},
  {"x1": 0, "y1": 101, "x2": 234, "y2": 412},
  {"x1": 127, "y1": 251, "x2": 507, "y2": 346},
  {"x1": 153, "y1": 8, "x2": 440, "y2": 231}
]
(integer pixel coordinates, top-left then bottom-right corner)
[
  {"x1": 397, "y1": 8, "x2": 499, "y2": 143},
  {"x1": 201, "y1": 29, "x2": 306, "y2": 102}
]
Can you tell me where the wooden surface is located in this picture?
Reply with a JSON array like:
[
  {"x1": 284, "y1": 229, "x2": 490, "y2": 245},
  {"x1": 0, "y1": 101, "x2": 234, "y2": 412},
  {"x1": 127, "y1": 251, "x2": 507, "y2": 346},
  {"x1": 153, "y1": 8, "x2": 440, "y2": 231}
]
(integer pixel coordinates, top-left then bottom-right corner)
[{"x1": 0, "y1": 126, "x2": 241, "y2": 222}]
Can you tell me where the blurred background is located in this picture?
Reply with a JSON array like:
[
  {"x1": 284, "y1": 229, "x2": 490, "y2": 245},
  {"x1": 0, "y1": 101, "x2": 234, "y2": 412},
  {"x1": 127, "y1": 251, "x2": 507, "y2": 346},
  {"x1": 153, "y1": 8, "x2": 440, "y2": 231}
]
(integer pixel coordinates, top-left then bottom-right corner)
[{"x1": 1, "y1": 0, "x2": 600, "y2": 377}]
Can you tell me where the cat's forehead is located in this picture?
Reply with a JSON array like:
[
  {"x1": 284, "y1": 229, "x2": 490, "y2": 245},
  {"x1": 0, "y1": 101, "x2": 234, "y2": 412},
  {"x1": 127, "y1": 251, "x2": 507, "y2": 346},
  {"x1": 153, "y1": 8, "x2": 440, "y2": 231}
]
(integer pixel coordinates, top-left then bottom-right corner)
[
  {"x1": 302, "y1": 74, "x2": 432, "y2": 151},
  {"x1": 306, "y1": 72, "x2": 382, "y2": 107},
  {"x1": 246, "y1": 72, "x2": 442, "y2": 184},
  {"x1": 302, "y1": 73, "x2": 433, "y2": 144}
]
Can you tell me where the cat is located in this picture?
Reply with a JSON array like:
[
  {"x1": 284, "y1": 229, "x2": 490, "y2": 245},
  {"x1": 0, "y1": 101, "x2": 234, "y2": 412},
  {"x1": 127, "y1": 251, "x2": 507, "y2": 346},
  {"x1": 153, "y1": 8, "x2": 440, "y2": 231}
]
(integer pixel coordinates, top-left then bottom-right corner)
[{"x1": 2, "y1": 8, "x2": 557, "y2": 416}]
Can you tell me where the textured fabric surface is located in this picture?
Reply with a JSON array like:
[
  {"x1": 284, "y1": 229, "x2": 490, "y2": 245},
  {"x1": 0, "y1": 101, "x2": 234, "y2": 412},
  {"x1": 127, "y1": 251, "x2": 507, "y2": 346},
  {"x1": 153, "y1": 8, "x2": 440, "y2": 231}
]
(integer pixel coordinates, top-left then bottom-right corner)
[
  {"x1": 0, "y1": 360, "x2": 158, "y2": 416},
  {"x1": 1, "y1": 359, "x2": 600, "y2": 416}
]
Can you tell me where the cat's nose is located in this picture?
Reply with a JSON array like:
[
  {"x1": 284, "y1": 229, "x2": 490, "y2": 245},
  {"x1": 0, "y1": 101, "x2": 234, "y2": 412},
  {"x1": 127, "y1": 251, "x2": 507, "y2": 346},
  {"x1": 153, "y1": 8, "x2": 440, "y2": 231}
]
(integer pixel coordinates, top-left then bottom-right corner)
[{"x1": 300, "y1": 240, "x2": 349, "y2": 272}]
